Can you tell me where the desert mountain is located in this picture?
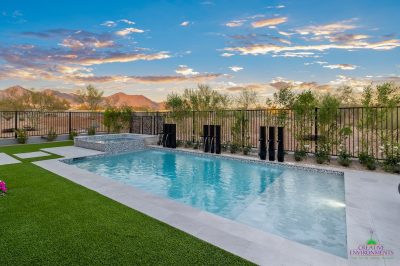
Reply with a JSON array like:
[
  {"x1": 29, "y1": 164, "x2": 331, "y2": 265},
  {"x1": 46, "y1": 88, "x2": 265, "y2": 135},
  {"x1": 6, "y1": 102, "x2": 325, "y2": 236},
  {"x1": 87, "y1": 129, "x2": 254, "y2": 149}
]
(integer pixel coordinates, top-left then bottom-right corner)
[{"x1": 0, "y1": 86, "x2": 164, "y2": 110}]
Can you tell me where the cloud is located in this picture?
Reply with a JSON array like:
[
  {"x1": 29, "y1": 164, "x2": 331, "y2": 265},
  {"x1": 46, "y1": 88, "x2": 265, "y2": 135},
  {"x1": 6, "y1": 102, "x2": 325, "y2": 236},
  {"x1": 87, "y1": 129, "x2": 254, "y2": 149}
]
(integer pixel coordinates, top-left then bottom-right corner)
[
  {"x1": 272, "y1": 52, "x2": 318, "y2": 58},
  {"x1": 175, "y1": 65, "x2": 199, "y2": 76},
  {"x1": 251, "y1": 17, "x2": 287, "y2": 28},
  {"x1": 296, "y1": 20, "x2": 357, "y2": 36},
  {"x1": 59, "y1": 38, "x2": 115, "y2": 49},
  {"x1": 101, "y1": 21, "x2": 117, "y2": 27},
  {"x1": 225, "y1": 20, "x2": 246, "y2": 27},
  {"x1": 323, "y1": 64, "x2": 358, "y2": 70},
  {"x1": 180, "y1": 21, "x2": 190, "y2": 27},
  {"x1": 229, "y1": 66, "x2": 243, "y2": 72},
  {"x1": 224, "y1": 39, "x2": 400, "y2": 56},
  {"x1": 278, "y1": 31, "x2": 293, "y2": 37},
  {"x1": 115, "y1": 27, "x2": 144, "y2": 36},
  {"x1": 78, "y1": 51, "x2": 171, "y2": 65},
  {"x1": 220, "y1": 52, "x2": 234, "y2": 57},
  {"x1": 267, "y1": 5, "x2": 285, "y2": 9},
  {"x1": 327, "y1": 34, "x2": 369, "y2": 43},
  {"x1": 119, "y1": 19, "x2": 135, "y2": 25}
]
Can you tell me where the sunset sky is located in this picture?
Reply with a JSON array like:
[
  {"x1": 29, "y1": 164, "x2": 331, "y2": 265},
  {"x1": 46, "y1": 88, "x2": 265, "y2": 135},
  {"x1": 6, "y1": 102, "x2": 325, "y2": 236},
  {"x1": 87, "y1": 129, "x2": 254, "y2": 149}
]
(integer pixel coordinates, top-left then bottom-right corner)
[{"x1": 1, "y1": 0, "x2": 399, "y2": 101}]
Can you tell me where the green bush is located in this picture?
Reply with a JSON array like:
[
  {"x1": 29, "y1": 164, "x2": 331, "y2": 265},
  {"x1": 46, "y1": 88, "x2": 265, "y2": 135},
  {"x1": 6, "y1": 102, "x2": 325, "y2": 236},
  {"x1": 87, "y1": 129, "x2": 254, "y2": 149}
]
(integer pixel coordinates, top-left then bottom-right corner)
[
  {"x1": 193, "y1": 141, "x2": 200, "y2": 150},
  {"x1": 176, "y1": 140, "x2": 183, "y2": 147},
  {"x1": 47, "y1": 128, "x2": 58, "y2": 141},
  {"x1": 184, "y1": 141, "x2": 193, "y2": 148},
  {"x1": 88, "y1": 126, "x2": 96, "y2": 135},
  {"x1": 338, "y1": 150, "x2": 352, "y2": 167},
  {"x1": 229, "y1": 143, "x2": 240, "y2": 154},
  {"x1": 382, "y1": 153, "x2": 400, "y2": 173},
  {"x1": 294, "y1": 149, "x2": 307, "y2": 161},
  {"x1": 15, "y1": 129, "x2": 28, "y2": 144},
  {"x1": 69, "y1": 129, "x2": 78, "y2": 140},
  {"x1": 104, "y1": 106, "x2": 132, "y2": 133},
  {"x1": 242, "y1": 145, "x2": 252, "y2": 155},
  {"x1": 315, "y1": 145, "x2": 330, "y2": 164}
]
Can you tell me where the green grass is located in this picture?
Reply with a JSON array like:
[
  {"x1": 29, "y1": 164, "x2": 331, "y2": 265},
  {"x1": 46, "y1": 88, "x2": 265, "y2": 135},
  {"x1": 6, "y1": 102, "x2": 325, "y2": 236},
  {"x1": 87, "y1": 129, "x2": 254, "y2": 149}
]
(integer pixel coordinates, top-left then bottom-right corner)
[{"x1": 0, "y1": 142, "x2": 251, "y2": 265}]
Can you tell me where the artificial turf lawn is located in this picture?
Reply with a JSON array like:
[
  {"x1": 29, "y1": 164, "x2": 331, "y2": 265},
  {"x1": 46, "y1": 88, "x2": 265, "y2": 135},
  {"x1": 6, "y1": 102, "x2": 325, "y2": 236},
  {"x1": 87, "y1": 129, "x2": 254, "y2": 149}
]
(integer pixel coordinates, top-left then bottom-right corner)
[{"x1": 0, "y1": 141, "x2": 252, "y2": 265}]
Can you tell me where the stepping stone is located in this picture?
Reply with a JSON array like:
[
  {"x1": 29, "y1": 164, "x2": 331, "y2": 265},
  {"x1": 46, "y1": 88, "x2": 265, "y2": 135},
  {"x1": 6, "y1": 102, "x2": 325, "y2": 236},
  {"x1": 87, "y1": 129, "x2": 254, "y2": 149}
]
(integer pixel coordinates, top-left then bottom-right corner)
[
  {"x1": 41, "y1": 146, "x2": 103, "y2": 158},
  {"x1": 0, "y1": 153, "x2": 21, "y2": 165},
  {"x1": 13, "y1": 151, "x2": 51, "y2": 159}
]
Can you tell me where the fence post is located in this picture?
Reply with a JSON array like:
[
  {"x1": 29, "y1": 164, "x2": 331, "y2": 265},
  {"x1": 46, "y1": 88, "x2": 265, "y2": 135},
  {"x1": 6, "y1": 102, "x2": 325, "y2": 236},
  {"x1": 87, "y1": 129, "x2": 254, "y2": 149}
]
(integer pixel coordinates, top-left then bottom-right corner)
[
  {"x1": 14, "y1": 111, "x2": 18, "y2": 138},
  {"x1": 192, "y1": 111, "x2": 195, "y2": 142},
  {"x1": 314, "y1": 107, "x2": 318, "y2": 153},
  {"x1": 68, "y1": 112, "x2": 72, "y2": 135},
  {"x1": 241, "y1": 109, "x2": 245, "y2": 148}
]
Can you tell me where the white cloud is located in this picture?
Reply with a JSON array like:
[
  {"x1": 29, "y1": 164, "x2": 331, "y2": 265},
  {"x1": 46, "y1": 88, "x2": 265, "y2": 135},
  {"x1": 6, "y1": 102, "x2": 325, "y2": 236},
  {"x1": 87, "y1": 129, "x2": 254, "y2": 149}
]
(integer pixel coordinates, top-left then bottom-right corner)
[
  {"x1": 101, "y1": 21, "x2": 117, "y2": 27},
  {"x1": 323, "y1": 64, "x2": 358, "y2": 70},
  {"x1": 116, "y1": 27, "x2": 144, "y2": 36},
  {"x1": 229, "y1": 66, "x2": 243, "y2": 72},
  {"x1": 221, "y1": 52, "x2": 234, "y2": 57},
  {"x1": 180, "y1": 21, "x2": 190, "y2": 27},
  {"x1": 119, "y1": 19, "x2": 135, "y2": 25},
  {"x1": 175, "y1": 65, "x2": 199, "y2": 76}
]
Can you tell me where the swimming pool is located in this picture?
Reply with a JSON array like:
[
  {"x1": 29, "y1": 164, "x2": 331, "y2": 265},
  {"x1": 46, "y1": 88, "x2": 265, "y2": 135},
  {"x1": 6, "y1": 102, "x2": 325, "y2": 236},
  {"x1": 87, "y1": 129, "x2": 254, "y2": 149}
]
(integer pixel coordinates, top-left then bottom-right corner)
[{"x1": 67, "y1": 148, "x2": 347, "y2": 258}]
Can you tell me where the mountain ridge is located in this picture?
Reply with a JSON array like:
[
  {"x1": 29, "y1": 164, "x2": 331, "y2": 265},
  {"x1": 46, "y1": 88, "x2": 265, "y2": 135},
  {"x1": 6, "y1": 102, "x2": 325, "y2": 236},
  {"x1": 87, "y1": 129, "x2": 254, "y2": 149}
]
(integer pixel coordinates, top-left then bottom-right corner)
[{"x1": 0, "y1": 86, "x2": 164, "y2": 110}]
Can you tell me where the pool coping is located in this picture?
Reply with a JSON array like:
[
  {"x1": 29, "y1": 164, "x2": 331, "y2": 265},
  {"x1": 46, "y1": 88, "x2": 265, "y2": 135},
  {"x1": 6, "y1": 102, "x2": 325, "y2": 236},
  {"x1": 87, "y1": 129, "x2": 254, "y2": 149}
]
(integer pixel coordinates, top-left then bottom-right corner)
[{"x1": 34, "y1": 146, "x2": 400, "y2": 266}]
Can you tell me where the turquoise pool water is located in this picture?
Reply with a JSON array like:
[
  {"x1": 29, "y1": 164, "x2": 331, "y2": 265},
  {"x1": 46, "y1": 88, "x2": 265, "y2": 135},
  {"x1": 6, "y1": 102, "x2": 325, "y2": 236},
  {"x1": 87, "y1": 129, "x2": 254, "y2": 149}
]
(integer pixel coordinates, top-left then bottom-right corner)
[{"x1": 69, "y1": 149, "x2": 347, "y2": 257}]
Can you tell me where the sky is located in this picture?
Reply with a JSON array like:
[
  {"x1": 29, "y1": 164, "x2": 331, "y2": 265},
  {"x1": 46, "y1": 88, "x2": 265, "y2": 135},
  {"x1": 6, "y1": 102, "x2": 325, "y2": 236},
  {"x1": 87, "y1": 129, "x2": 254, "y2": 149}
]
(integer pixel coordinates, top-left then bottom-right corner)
[{"x1": 0, "y1": 0, "x2": 399, "y2": 101}]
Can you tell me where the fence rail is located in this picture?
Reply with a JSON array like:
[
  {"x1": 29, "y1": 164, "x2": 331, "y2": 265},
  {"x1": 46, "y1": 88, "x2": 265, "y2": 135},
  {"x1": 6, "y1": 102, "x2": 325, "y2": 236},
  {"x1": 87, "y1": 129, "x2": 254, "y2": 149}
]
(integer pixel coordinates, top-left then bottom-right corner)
[{"x1": 1, "y1": 107, "x2": 399, "y2": 159}]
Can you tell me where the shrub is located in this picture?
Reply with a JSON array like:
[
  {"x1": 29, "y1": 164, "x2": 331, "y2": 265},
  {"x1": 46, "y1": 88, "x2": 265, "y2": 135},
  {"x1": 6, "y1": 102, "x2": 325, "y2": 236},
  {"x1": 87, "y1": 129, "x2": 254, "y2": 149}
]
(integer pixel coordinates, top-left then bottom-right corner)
[
  {"x1": 47, "y1": 128, "x2": 58, "y2": 141},
  {"x1": 365, "y1": 157, "x2": 377, "y2": 170},
  {"x1": 229, "y1": 143, "x2": 240, "y2": 154},
  {"x1": 221, "y1": 143, "x2": 228, "y2": 152},
  {"x1": 243, "y1": 145, "x2": 252, "y2": 155},
  {"x1": 88, "y1": 126, "x2": 96, "y2": 135},
  {"x1": 358, "y1": 151, "x2": 370, "y2": 165},
  {"x1": 294, "y1": 147, "x2": 307, "y2": 161},
  {"x1": 338, "y1": 150, "x2": 352, "y2": 167},
  {"x1": 382, "y1": 153, "x2": 400, "y2": 173},
  {"x1": 176, "y1": 140, "x2": 183, "y2": 147},
  {"x1": 69, "y1": 129, "x2": 78, "y2": 140},
  {"x1": 315, "y1": 145, "x2": 330, "y2": 164},
  {"x1": 15, "y1": 129, "x2": 28, "y2": 144},
  {"x1": 184, "y1": 141, "x2": 193, "y2": 148},
  {"x1": 193, "y1": 141, "x2": 199, "y2": 150}
]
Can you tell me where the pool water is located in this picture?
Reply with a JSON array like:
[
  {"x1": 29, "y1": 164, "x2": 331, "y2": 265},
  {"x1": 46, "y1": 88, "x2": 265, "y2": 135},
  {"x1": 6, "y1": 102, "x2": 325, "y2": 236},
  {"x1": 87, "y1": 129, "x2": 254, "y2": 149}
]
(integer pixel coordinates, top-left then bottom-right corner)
[{"x1": 69, "y1": 149, "x2": 347, "y2": 257}]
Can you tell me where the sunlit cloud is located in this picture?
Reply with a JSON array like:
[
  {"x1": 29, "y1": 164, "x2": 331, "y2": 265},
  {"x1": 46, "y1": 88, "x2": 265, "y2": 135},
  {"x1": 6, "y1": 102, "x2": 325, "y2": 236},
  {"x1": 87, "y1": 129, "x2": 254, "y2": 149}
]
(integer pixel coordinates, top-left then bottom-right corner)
[
  {"x1": 296, "y1": 20, "x2": 357, "y2": 36},
  {"x1": 101, "y1": 21, "x2": 117, "y2": 27},
  {"x1": 115, "y1": 27, "x2": 144, "y2": 36},
  {"x1": 175, "y1": 65, "x2": 199, "y2": 76},
  {"x1": 229, "y1": 66, "x2": 243, "y2": 72},
  {"x1": 224, "y1": 39, "x2": 400, "y2": 55},
  {"x1": 78, "y1": 51, "x2": 171, "y2": 65},
  {"x1": 251, "y1": 17, "x2": 287, "y2": 28},
  {"x1": 323, "y1": 64, "x2": 358, "y2": 70},
  {"x1": 225, "y1": 20, "x2": 246, "y2": 27}
]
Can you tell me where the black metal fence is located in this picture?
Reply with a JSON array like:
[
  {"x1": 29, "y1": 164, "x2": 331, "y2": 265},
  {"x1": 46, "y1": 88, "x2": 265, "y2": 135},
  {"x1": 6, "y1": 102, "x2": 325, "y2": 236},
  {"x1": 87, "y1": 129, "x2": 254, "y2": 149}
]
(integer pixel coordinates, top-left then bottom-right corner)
[{"x1": 1, "y1": 108, "x2": 399, "y2": 159}]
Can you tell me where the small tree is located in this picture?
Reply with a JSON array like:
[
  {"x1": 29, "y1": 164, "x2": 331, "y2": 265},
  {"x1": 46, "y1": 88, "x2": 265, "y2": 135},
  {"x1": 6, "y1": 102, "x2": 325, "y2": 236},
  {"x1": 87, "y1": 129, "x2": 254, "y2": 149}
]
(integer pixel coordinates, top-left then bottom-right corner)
[
  {"x1": 292, "y1": 90, "x2": 319, "y2": 155},
  {"x1": 236, "y1": 88, "x2": 259, "y2": 110},
  {"x1": 76, "y1": 85, "x2": 104, "y2": 112}
]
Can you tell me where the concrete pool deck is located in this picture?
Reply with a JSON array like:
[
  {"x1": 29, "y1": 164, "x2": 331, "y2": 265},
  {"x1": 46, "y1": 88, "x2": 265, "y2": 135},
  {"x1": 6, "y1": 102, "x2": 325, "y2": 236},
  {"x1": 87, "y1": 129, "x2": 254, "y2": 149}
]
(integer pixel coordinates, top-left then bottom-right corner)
[{"x1": 34, "y1": 146, "x2": 400, "y2": 266}]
